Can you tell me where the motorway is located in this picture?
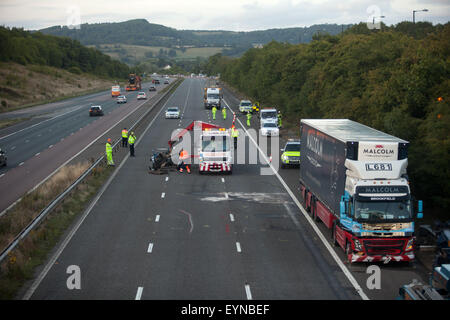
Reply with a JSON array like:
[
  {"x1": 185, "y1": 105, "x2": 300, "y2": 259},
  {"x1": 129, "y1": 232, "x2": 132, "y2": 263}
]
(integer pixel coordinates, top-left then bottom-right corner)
[
  {"x1": 23, "y1": 77, "x2": 428, "y2": 300},
  {"x1": 0, "y1": 80, "x2": 170, "y2": 214}
]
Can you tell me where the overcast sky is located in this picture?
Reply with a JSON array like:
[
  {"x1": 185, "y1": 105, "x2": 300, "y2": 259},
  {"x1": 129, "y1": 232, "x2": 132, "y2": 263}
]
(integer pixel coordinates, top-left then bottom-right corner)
[{"x1": 0, "y1": 0, "x2": 449, "y2": 31}]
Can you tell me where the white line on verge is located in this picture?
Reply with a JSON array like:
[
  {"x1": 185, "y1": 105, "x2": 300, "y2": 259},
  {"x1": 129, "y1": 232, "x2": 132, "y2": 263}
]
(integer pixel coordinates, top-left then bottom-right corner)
[
  {"x1": 147, "y1": 243, "x2": 154, "y2": 253},
  {"x1": 229, "y1": 213, "x2": 234, "y2": 222},
  {"x1": 161, "y1": 192, "x2": 165, "y2": 198},
  {"x1": 223, "y1": 98, "x2": 369, "y2": 301},
  {"x1": 155, "y1": 215, "x2": 160, "y2": 222},
  {"x1": 135, "y1": 287, "x2": 144, "y2": 300},
  {"x1": 236, "y1": 242, "x2": 242, "y2": 253},
  {"x1": 245, "y1": 284, "x2": 252, "y2": 300}
]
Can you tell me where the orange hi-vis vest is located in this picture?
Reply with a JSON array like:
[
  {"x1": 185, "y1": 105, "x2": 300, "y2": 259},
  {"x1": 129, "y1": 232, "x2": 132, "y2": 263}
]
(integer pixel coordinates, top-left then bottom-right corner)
[
  {"x1": 122, "y1": 129, "x2": 128, "y2": 138},
  {"x1": 180, "y1": 150, "x2": 189, "y2": 160}
]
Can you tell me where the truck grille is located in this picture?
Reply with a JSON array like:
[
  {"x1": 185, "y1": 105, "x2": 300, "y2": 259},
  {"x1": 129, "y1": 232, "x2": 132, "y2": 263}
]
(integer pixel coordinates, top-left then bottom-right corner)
[{"x1": 363, "y1": 239, "x2": 405, "y2": 255}]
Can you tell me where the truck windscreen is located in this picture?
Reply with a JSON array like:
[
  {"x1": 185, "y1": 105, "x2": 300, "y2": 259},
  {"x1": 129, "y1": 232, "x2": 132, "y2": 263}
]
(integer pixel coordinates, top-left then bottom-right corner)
[
  {"x1": 262, "y1": 111, "x2": 277, "y2": 118},
  {"x1": 354, "y1": 200, "x2": 412, "y2": 221},
  {"x1": 202, "y1": 136, "x2": 229, "y2": 152},
  {"x1": 207, "y1": 94, "x2": 220, "y2": 99}
]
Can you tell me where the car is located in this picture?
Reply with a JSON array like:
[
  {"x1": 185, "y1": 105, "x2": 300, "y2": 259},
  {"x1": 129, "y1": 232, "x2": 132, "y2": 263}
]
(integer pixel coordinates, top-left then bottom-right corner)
[
  {"x1": 137, "y1": 92, "x2": 147, "y2": 100},
  {"x1": 164, "y1": 79, "x2": 169, "y2": 84},
  {"x1": 260, "y1": 121, "x2": 279, "y2": 137},
  {"x1": 165, "y1": 107, "x2": 180, "y2": 119},
  {"x1": 280, "y1": 140, "x2": 300, "y2": 168},
  {"x1": 0, "y1": 148, "x2": 7, "y2": 167},
  {"x1": 238, "y1": 100, "x2": 253, "y2": 113},
  {"x1": 89, "y1": 105, "x2": 104, "y2": 116},
  {"x1": 153, "y1": 79, "x2": 160, "y2": 84},
  {"x1": 116, "y1": 95, "x2": 127, "y2": 103},
  {"x1": 149, "y1": 85, "x2": 156, "y2": 92}
]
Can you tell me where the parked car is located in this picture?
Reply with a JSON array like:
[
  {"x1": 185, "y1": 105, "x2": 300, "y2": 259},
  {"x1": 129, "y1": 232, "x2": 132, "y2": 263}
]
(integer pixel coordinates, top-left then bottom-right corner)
[
  {"x1": 116, "y1": 95, "x2": 127, "y2": 104},
  {"x1": 0, "y1": 148, "x2": 7, "y2": 167},
  {"x1": 89, "y1": 105, "x2": 104, "y2": 116},
  {"x1": 137, "y1": 92, "x2": 147, "y2": 100},
  {"x1": 165, "y1": 107, "x2": 180, "y2": 119}
]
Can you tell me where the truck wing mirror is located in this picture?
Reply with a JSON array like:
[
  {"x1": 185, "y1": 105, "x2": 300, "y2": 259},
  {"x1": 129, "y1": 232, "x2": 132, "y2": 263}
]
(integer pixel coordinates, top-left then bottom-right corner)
[{"x1": 417, "y1": 200, "x2": 423, "y2": 219}]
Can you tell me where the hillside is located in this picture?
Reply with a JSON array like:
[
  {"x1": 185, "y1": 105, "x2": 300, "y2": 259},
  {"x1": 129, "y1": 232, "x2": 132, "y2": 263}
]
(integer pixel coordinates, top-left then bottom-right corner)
[
  {"x1": 0, "y1": 26, "x2": 130, "y2": 78},
  {"x1": 39, "y1": 19, "x2": 352, "y2": 54},
  {"x1": 0, "y1": 62, "x2": 122, "y2": 113},
  {"x1": 204, "y1": 22, "x2": 450, "y2": 219}
]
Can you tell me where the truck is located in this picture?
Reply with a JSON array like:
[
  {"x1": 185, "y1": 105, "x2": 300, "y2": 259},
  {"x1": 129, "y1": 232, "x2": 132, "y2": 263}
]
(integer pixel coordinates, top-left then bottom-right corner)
[
  {"x1": 299, "y1": 119, "x2": 423, "y2": 264},
  {"x1": 204, "y1": 87, "x2": 222, "y2": 109},
  {"x1": 126, "y1": 74, "x2": 141, "y2": 91},
  {"x1": 167, "y1": 121, "x2": 232, "y2": 174},
  {"x1": 111, "y1": 85, "x2": 120, "y2": 97},
  {"x1": 259, "y1": 108, "x2": 278, "y2": 125}
]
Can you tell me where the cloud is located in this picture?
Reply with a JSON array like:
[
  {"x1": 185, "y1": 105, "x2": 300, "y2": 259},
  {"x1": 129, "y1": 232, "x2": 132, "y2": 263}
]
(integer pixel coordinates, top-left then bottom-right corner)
[{"x1": 0, "y1": 0, "x2": 448, "y2": 31}]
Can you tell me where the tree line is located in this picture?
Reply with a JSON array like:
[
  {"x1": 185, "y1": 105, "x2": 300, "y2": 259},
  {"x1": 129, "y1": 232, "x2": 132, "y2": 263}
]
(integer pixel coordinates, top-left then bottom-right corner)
[
  {"x1": 0, "y1": 27, "x2": 130, "y2": 78},
  {"x1": 203, "y1": 22, "x2": 450, "y2": 218}
]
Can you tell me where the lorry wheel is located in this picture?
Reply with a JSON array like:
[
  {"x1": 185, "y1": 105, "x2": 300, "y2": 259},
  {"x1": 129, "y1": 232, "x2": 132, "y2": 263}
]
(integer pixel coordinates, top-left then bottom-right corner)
[{"x1": 332, "y1": 223, "x2": 338, "y2": 247}]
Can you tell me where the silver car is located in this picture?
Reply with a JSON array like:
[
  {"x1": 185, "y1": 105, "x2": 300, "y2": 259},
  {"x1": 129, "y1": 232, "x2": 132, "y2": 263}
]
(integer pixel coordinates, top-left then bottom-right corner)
[
  {"x1": 165, "y1": 107, "x2": 180, "y2": 119},
  {"x1": 116, "y1": 95, "x2": 127, "y2": 103}
]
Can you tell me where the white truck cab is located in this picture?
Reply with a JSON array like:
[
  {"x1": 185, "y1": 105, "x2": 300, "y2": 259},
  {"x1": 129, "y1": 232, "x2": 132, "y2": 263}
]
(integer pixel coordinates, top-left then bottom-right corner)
[
  {"x1": 260, "y1": 108, "x2": 278, "y2": 125},
  {"x1": 198, "y1": 128, "x2": 232, "y2": 173}
]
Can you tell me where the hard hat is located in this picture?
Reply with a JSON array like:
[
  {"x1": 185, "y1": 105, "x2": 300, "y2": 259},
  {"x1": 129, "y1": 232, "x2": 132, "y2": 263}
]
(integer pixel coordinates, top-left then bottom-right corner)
[{"x1": 107, "y1": 138, "x2": 111, "y2": 142}]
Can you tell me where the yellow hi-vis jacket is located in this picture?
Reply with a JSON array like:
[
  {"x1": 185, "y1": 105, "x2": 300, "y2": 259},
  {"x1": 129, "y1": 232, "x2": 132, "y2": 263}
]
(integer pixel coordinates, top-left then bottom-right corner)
[
  {"x1": 128, "y1": 135, "x2": 136, "y2": 145},
  {"x1": 231, "y1": 128, "x2": 239, "y2": 138},
  {"x1": 106, "y1": 142, "x2": 112, "y2": 154}
]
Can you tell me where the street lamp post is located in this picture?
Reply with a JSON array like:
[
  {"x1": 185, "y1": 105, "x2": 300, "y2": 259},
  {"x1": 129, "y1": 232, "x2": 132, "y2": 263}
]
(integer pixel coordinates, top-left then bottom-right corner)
[{"x1": 413, "y1": 9, "x2": 428, "y2": 23}]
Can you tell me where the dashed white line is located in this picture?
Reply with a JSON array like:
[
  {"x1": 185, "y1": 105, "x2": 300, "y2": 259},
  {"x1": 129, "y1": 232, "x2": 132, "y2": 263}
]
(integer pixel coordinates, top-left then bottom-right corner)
[
  {"x1": 165, "y1": 177, "x2": 169, "y2": 182},
  {"x1": 221, "y1": 178, "x2": 225, "y2": 183},
  {"x1": 48, "y1": 145, "x2": 53, "y2": 148},
  {"x1": 135, "y1": 287, "x2": 144, "y2": 300},
  {"x1": 236, "y1": 242, "x2": 242, "y2": 253},
  {"x1": 155, "y1": 215, "x2": 160, "y2": 222},
  {"x1": 11, "y1": 146, "x2": 15, "y2": 150},
  {"x1": 147, "y1": 243, "x2": 154, "y2": 253},
  {"x1": 0, "y1": 173, "x2": 5, "y2": 178},
  {"x1": 35, "y1": 153, "x2": 40, "y2": 156},
  {"x1": 19, "y1": 162, "x2": 24, "y2": 166},
  {"x1": 245, "y1": 284, "x2": 252, "y2": 300},
  {"x1": 161, "y1": 192, "x2": 165, "y2": 198},
  {"x1": 229, "y1": 213, "x2": 235, "y2": 222}
]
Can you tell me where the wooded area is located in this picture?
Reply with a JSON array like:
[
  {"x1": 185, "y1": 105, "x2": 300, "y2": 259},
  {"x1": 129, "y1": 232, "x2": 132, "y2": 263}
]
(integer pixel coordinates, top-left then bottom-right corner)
[
  {"x1": 0, "y1": 27, "x2": 130, "y2": 78},
  {"x1": 204, "y1": 22, "x2": 450, "y2": 218}
]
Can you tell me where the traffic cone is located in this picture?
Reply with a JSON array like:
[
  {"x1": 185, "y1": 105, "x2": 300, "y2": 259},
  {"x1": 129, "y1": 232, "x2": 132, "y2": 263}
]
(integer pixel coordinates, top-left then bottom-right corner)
[{"x1": 187, "y1": 165, "x2": 191, "y2": 174}]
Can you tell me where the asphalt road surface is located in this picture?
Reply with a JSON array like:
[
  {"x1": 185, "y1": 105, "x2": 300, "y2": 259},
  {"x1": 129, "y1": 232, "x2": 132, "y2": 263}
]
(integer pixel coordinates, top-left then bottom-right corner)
[
  {"x1": 24, "y1": 78, "x2": 428, "y2": 300},
  {"x1": 0, "y1": 79, "x2": 170, "y2": 214}
]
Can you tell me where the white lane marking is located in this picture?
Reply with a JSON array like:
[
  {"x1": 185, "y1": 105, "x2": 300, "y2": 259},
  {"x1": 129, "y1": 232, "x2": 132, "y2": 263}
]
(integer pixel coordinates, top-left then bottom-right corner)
[
  {"x1": 35, "y1": 153, "x2": 40, "y2": 156},
  {"x1": 236, "y1": 242, "x2": 242, "y2": 253},
  {"x1": 155, "y1": 215, "x2": 160, "y2": 222},
  {"x1": 0, "y1": 105, "x2": 84, "y2": 141},
  {"x1": 0, "y1": 173, "x2": 5, "y2": 178},
  {"x1": 224, "y1": 192, "x2": 229, "y2": 200},
  {"x1": 161, "y1": 192, "x2": 165, "y2": 198},
  {"x1": 19, "y1": 162, "x2": 24, "y2": 166},
  {"x1": 49, "y1": 145, "x2": 53, "y2": 148},
  {"x1": 22, "y1": 81, "x2": 182, "y2": 298},
  {"x1": 245, "y1": 284, "x2": 252, "y2": 300},
  {"x1": 135, "y1": 287, "x2": 144, "y2": 300},
  {"x1": 229, "y1": 213, "x2": 235, "y2": 222},
  {"x1": 165, "y1": 177, "x2": 169, "y2": 182},
  {"x1": 11, "y1": 146, "x2": 15, "y2": 150},
  {"x1": 147, "y1": 243, "x2": 154, "y2": 253},
  {"x1": 223, "y1": 98, "x2": 369, "y2": 301},
  {"x1": 221, "y1": 177, "x2": 225, "y2": 183}
]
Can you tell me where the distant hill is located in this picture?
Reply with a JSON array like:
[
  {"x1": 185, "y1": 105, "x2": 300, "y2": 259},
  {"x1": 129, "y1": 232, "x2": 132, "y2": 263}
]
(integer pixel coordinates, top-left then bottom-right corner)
[{"x1": 39, "y1": 19, "x2": 352, "y2": 50}]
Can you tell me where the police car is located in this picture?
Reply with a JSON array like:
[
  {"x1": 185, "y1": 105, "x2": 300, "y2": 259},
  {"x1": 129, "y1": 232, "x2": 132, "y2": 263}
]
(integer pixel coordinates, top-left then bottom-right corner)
[{"x1": 280, "y1": 139, "x2": 300, "y2": 168}]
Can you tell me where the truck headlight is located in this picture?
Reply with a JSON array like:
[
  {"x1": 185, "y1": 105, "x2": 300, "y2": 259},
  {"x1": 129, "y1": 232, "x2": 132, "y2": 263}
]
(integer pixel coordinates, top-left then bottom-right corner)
[
  {"x1": 405, "y1": 238, "x2": 414, "y2": 252},
  {"x1": 354, "y1": 239, "x2": 362, "y2": 251}
]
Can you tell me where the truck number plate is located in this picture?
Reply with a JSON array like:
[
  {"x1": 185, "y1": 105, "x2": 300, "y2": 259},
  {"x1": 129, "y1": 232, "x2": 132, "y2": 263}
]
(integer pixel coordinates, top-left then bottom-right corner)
[{"x1": 365, "y1": 163, "x2": 392, "y2": 171}]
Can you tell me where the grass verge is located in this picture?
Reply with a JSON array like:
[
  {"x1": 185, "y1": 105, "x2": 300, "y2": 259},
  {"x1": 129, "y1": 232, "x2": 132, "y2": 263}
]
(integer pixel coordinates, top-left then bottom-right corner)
[{"x1": 0, "y1": 161, "x2": 113, "y2": 299}]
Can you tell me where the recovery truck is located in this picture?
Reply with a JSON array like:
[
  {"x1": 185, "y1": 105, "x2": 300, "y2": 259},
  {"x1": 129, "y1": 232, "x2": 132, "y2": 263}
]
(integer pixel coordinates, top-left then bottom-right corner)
[
  {"x1": 167, "y1": 121, "x2": 232, "y2": 174},
  {"x1": 126, "y1": 74, "x2": 141, "y2": 91},
  {"x1": 299, "y1": 119, "x2": 423, "y2": 264},
  {"x1": 204, "y1": 87, "x2": 222, "y2": 109}
]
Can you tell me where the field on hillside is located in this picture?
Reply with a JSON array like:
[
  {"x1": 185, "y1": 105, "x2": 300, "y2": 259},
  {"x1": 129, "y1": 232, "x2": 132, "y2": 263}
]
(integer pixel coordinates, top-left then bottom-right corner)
[
  {"x1": 0, "y1": 63, "x2": 124, "y2": 112},
  {"x1": 90, "y1": 44, "x2": 225, "y2": 63}
]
